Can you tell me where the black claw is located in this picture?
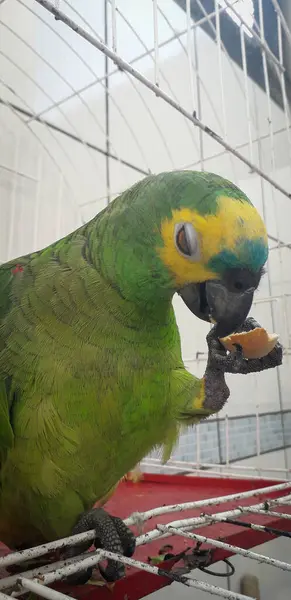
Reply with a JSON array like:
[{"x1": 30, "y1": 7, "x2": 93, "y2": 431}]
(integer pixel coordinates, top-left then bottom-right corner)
[
  {"x1": 63, "y1": 508, "x2": 135, "y2": 585},
  {"x1": 65, "y1": 568, "x2": 93, "y2": 586},
  {"x1": 111, "y1": 515, "x2": 136, "y2": 557},
  {"x1": 99, "y1": 561, "x2": 124, "y2": 583}
]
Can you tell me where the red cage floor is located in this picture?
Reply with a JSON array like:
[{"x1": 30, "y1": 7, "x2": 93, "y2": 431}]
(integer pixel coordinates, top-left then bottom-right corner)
[{"x1": 2, "y1": 473, "x2": 291, "y2": 600}]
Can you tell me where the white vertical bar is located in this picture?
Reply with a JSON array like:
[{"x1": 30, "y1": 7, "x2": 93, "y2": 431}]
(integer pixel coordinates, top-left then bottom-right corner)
[
  {"x1": 33, "y1": 152, "x2": 43, "y2": 252},
  {"x1": 272, "y1": 0, "x2": 291, "y2": 298},
  {"x1": 271, "y1": 13, "x2": 291, "y2": 360},
  {"x1": 214, "y1": 0, "x2": 227, "y2": 139},
  {"x1": 258, "y1": 0, "x2": 288, "y2": 461},
  {"x1": 276, "y1": 9, "x2": 291, "y2": 351},
  {"x1": 258, "y1": 1, "x2": 286, "y2": 329},
  {"x1": 240, "y1": 26, "x2": 254, "y2": 164},
  {"x1": 255, "y1": 403, "x2": 261, "y2": 476},
  {"x1": 196, "y1": 423, "x2": 200, "y2": 468},
  {"x1": 258, "y1": 0, "x2": 276, "y2": 173},
  {"x1": 271, "y1": 0, "x2": 291, "y2": 46},
  {"x1": 225, "y1": 414, "x2": 229, "y2": 467},
  {"x1": 7, "y1": 136, "x2": 20, "y2": 261},
  {"x1": 277, "y1": 15, "x2": 291, "y2": 171},
  {"x1": 111, "y1": 0, "x2": 117, "y2": 52},
  {"x1": 192, "y1": 24, "x2": 204, "y2": 170},
  {"x1": 186, "y1": 0, "x2": 195, "y2": 111},
  {"x1": 152, "y1": 0, "x2": 159, "y2": 87},
  {"x1": 56, "y1": 171, "x2": 63, "y2": 240},
  {"x1": 283, "y1": 293, "x2": 290, "y2": 359}
]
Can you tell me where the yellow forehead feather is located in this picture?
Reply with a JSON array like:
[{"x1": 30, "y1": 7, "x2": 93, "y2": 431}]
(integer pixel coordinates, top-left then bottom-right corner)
[{"x1": 157, "y1": 195, "x2": 267, "y2": 287}]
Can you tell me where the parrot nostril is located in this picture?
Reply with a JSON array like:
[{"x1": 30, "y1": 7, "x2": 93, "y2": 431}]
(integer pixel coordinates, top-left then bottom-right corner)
[
  {"x1": 234, "y1": 280, "x2": 244, "y2": 291},
  {"x1": 223, "y1": 268, "x2": 262, "y2": 295}
]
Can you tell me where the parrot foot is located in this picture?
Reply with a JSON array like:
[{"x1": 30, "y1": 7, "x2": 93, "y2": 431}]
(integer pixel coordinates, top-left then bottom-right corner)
[
  {"x1": 64, "y1": 508, "x2": 136, "y2": 585},
  {"x1": 206, "y1": 317, "x2": 283, "y2": 375},
  {"x1": 201, "y1": 317, "x2": 283, "y2": 415}
]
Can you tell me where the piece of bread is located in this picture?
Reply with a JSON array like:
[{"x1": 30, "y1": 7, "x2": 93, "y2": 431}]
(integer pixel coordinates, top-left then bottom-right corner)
[
  {"x1": 219, "y1": 327, "x2": 279, "y2": 359},
  {"x1": 123, "y1": 467, "x2": 143, "y2": 483}
]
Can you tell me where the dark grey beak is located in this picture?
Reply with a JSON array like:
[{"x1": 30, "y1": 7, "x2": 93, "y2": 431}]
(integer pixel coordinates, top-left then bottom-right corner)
[
  {"x1": 178, "y1": 268, "x2": 259, "y2": 338},
  {"x1": 204, "y1": 280, "x2": 254, "y2": 337}
]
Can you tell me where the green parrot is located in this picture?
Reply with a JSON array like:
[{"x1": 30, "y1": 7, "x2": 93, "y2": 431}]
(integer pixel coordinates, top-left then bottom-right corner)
[{"x1": 0, "y1": 171, "x2": 282, "y2": 582}]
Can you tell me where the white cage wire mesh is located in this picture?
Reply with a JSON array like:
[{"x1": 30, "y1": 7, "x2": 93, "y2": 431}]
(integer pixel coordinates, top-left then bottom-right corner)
[
  {"x1": 0, "y1": 481, "x2": 291, "y2": 599},
  {"x1": 1, "y1": 0, "x2": 291, "y2": 598}
]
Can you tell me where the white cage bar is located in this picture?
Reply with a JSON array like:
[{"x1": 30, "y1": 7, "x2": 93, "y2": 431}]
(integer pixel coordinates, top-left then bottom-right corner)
[
  {"x1": 1, "y1": 0, "x2": 291, "y2": 598},
  {"x1": 0, "y1": 482, "x2": 290, "y2": 599}
]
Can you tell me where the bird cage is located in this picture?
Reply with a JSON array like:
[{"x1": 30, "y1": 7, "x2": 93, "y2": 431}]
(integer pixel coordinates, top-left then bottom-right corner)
[{"x1": 0, "y1": 0, "x2": 291, "y2": 598}]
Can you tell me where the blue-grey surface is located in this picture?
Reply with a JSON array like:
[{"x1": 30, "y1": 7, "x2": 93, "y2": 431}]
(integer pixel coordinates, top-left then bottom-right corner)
[{"x1": 148, "y1": 411, "x2": 291, "y2": 466}]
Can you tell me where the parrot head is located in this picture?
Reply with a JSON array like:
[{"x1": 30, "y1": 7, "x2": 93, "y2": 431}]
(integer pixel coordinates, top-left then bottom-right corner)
[{"x1": 102, "y1": 171, "x2": 268, "y2": 337}]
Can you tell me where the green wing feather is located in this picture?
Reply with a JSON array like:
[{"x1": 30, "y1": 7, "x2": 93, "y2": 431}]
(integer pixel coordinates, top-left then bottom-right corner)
[{"x1": 0, "y1": 263, "x2": 16, "y2": 463}]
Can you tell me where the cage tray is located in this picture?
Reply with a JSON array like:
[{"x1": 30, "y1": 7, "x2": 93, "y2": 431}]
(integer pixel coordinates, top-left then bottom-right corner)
[{"x1": 42, "y1": 473, "x2": 291, "y2": 600}]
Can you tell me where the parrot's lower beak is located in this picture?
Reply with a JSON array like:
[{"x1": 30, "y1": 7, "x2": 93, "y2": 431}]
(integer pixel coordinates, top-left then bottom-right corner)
[{"x1": 178, "y1": 279, "x2": 255, "y2": 338}]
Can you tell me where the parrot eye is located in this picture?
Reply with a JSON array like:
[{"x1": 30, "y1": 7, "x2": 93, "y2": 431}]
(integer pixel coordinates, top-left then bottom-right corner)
[{"x1": 175, "y1": 222, "x2": 199, "y2": 260}]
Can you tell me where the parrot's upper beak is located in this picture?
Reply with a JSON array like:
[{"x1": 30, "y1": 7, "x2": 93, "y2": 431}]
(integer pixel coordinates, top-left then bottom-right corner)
[{"x1": 178, "y1": 267, "x2": 261, "y2": 338}]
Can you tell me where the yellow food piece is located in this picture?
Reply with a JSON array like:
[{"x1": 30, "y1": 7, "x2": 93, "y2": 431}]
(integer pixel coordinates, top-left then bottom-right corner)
[
  {"x1": 219, "y1": 327, "x2": 279, "y2": 359},
  {"x1": 123, "y1": 467, "x2": 143, "y2": 483}
]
